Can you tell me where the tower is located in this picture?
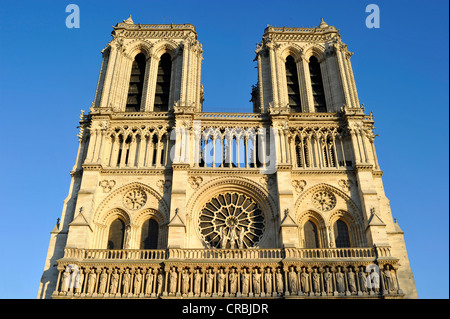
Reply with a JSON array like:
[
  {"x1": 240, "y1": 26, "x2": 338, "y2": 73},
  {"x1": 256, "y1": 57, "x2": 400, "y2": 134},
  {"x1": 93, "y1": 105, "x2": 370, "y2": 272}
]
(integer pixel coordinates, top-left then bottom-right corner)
[{"x1": 38, "y1": 17, "x2": 417, "y2": 299}]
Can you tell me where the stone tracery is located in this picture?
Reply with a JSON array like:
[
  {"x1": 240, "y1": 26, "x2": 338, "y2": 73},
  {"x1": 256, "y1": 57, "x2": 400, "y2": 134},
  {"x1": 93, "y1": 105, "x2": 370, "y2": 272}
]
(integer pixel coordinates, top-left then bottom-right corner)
[{"x1": 199, "y1": 192, "x2": 265, "y2": 249}]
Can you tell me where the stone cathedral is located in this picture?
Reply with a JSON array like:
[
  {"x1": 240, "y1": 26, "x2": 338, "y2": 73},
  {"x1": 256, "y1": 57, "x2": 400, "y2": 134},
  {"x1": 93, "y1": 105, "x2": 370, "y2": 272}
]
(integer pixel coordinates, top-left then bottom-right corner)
[{"x1": 38, "y1": 17, "x2": 417, "y2": 299}]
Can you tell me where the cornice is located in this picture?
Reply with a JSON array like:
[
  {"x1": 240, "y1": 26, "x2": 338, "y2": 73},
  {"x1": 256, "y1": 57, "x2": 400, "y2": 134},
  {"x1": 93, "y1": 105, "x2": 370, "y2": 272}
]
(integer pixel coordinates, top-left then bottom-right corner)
[{"x1": 291, "y1": 169, "x2": 353, "y2": 175}]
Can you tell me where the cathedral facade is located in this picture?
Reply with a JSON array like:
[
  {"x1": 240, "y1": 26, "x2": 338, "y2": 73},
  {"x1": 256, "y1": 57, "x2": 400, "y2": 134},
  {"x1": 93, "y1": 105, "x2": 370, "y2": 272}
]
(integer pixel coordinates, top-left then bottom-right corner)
[{"x1": 38, "y1": 17, "x2": 417, "y2": 299}]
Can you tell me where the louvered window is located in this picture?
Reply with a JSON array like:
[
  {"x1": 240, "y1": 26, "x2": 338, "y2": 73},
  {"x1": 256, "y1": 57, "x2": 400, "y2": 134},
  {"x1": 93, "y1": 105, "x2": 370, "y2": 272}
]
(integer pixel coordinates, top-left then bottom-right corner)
[
  {"x1": 126, "y1": 53, "x2": 146, "y2": 112},
  {"x1": 154, "y1": 53, "x2": 172, "y2": 112}
]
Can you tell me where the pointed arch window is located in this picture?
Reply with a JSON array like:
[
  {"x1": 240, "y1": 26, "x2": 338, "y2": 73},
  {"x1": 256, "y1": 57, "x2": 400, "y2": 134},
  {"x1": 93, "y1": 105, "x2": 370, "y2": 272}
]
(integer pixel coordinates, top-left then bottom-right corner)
[
  {"x1": 309, "y1": 56, "x2": 327, "y2": 112},
  {"x1": 304, "y1": 220, "x2": 319, "y2": 248},
  {"x1": 140, "y1": 218, "x2": 159, "y2": 249},
  {"x1": 154, "y1": 53, "x2": 172, "y2": 112},
  {"x1": 334, "y1": 219, "x2": 351, "y2": 248},
  {"x1": 107, "y1": 218, "x2": 125, "y2": 249},
  {"x1": 285, "y1": 55, "x2": 302, "y2": 112},
  {"x1": 126, "y1": 53, "x2": 146, "y2": 112}
]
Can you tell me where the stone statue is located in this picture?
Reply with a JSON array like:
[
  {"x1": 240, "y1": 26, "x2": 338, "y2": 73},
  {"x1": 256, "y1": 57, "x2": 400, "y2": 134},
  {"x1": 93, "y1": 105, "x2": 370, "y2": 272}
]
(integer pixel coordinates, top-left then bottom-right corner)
[
  {"x1": 110, "y1": 269, "x2": 119, "y2": 294},
  {"x1": 156, "y1": 271, "x2": 163, "y2": 296},
  {"x1": 206, "y1": 269, "x2": 213, "y2": 295},
  {"x1": 358, "y1": 270, "x2": 367, "y2": 292},
  {"x1": 182, "y1": 269, "x2": 190, "y2": 295},
  {"x1": 217, "y1": 269, "x2": 226, "y2": 294},
  {"x1": 301, "y1": 269, "x2": 310, "y2": 293},
  {"x1": 145, "y1": 269, "x2": 154, "y2": 295},
  {"x1": 347, "y1": 268, "x2": 356, "y2": 293},
  {"x1": 289, "y1": 266, "x2": 298, "y2": 293},
  {"x1": 134, "y1": 269, "x2": 142, "y2": 295},
  {"x1": 264, "y1": 269, "x2": 272, "y2": 295},
  {"x1": 312, "y1": 269, "x2": 321, "y2": 293},
  {"x1": 220, "y1": 227, "x2": 228, "y2": 249},
  {"x1": 276, "y1": 269, "x2": 284, "y2": 294},
  {"x1": 87, "y1": 269, "x2": 97, "y2": 295},
  {"x1": 229, "y1": 226, "x2": 237, "y2": 249},
  {"x1": 229, "y1": 268, "x2": 238, "y2": 294},
  {"x1": 194, "y1": 269, "x2": 202, "y2": 295},
  {"x1": 74, "y1": 269, "x2": 84, "y2": 294},
  {"x1": 122, "y1": 269, "x2": 131, "y2": 295},
  {"x1": 68, "y1": 264, "x2": 79, "y2": 292},
  {"x1": 336, "y1": 269, "x2": 345, "y2": 293},
  {"x1": 98, "y1": 269, "x2": 108, "y2": 294},
  {"x1": 124, "y1": 226, "x2": 131, "y2": 249},
  {"x1": 253, "y1": 269, "x2": 261, "y2": 294},
  {"x1": 384, "y1": 265, "x2": 395, "y2": 292},
  {"x1": 241, "y1": 268, "x2": 250, "y2": 295},
  {"x1": 369, "y1": 269, "x2": 379, "y2": 293},
  {"x1": 169, "y1": 267, "x2": 178, "y2": 294},
  {"x1": 238, "y1": 227, "x2": 246, "y2": 249},
  {"x1": 324, "y1": 269, "x2": 333, "y2": 293},
  {"x1": 61, "y1": 268, "x2": 71, "y2": 293}
]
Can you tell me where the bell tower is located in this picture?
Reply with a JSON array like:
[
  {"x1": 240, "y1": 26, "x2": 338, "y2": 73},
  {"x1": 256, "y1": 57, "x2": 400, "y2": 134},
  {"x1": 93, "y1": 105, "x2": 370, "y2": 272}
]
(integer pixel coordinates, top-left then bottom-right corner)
[
  {"x1": 253, "y1": 18, "x2": 357, "y2": 114},
  {"x1": 95, "y1": 16, "x2": 204, "y2": 113}
]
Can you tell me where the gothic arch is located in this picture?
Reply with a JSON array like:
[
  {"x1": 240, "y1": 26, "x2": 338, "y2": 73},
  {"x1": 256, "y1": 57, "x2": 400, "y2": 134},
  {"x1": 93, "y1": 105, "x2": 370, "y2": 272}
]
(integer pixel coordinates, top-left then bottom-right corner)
[
  {"x1": 294, "y1": 183, "x2": 363, "y2": 226},
  {"x1": 134, "y1": 207, "x2": 168, "y2": 226},
  {"x1": 301, "y1": 43, "x2": 326, "y2": 61},
  {"x1": 91, "y1": 182, "x2": 169, "y2": 249},
  {"x1": 123, "y1": 39, "x2": 153, "y2": 60},
  {"x1": 328, "y1": 209, "x2": 365, "y2": 247},
  {"x1": 101, "y1": 207, "x2": 131, "y2": 226},
  {"x1": 134, "y1": 208, "x2": 168, "y2": 249},
  {"x1": 279, "y1": 43, "x2": 303, "y2": 62},
  {"x1": 297, "y1": 210, "x2": 326, "y2": 248},
  {"x1": 150, "y1": 39, "x2": 179, "y2": 60},
  {"x1": 93, "y1": 181, "x2": 169, "y2": 225},
  {"x1": 186, "y1": 176, "x2": 279, "y2": 248}
]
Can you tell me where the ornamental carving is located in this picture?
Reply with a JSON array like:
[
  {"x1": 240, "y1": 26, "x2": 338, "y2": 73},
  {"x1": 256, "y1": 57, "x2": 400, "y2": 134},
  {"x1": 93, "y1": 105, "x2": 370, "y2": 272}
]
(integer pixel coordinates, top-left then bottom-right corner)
[
  {"x1": 199, "y1": 192, "x2": 265, "y2": 249},
  {"x1": 338, "y1": 179, "x2": 352, "y2": 192},
  {"x1": 292, "y1": 180, "x2": 307, "y2": 193},
  {"x1": 312, "y1": 190, "x2": 336, "y2": 212},
  {"x1": 188, "y1": 176, "x2": 203, "y2": 189},
  {"x1": 123, "y1": 189, "x2": 147, "y2": 210},
  {"x1": 100, "y1": 180, "x2": 116, "y2": 193}
]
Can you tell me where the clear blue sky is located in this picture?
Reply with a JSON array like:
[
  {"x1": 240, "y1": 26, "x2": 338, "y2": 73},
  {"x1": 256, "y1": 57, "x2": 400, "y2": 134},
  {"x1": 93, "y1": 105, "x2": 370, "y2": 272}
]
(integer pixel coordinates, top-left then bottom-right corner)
[{"x1": 0, "y1": 0, "x2": 447, "y2": 299}]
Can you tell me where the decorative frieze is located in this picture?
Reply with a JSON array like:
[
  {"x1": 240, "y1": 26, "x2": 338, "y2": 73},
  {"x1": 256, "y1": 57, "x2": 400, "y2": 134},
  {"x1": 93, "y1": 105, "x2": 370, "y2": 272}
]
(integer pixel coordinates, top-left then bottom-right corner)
[{"x1": 53, "y1": 247, "x2": 402, "y2": 299}]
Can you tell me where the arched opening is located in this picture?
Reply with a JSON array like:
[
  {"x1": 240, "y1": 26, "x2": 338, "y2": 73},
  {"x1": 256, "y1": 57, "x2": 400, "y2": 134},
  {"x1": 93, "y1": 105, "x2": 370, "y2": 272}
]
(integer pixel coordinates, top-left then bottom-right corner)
[
  {"x1": 126, "y1": 53, "x2": 146, "y2": 112},
  {"x1": 107, "y1": 218, "x2": 125, "y2": 249},
  {"x1": 334, "y1": 219, "x2": 351, "y2": 248},
  {"x1": 154, "y1": 53, "x2": 172, "y2": 112},
  {"x1": 140, "y1": 218, "x2": 159, "y2": 249},
  {"x1": 309, "y1": 56, "x2": 327, "y2": 112},
  {"x1": 285, "y1": 55, "x2": 302, "y2": 112},
  {"x1": 304, "y1": 220, "x2": 320, "y2": 248}
]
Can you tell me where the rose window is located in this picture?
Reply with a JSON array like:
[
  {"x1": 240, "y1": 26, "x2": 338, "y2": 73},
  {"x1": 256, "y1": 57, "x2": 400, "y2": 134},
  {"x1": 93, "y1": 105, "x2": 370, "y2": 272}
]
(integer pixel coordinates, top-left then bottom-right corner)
[
  {"x1": 123, "y1": 189, "x2": 147, "y2": 210},
  {"x1": 199, "y1": 192, "x2": 265, "y2": 249},
  {"x1": 312, "y1": 190, "x2": 336, "y2": 211}
]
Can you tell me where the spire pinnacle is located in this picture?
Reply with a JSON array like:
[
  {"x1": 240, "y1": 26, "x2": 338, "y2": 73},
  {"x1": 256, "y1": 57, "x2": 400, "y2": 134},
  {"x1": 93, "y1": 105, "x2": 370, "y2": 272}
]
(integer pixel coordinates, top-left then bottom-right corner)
[
  {"x1": 123, "y1": 15, "x2": 134, "y2": 24},
  {"x1": 319, "y1": 17, "x2": 329, "y2": 28}
]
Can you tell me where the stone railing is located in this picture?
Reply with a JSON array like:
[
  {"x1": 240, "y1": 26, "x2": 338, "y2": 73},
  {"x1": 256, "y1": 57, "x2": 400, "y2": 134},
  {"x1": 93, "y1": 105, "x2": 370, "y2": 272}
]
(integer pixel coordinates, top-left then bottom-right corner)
[
  {"x1": 63, "y1": 248, "x2": 167, "y2": 261},
  {"x1": 168, "y1": 248, "x2": 284, "y2": 260},
  {"x1": 52, "y1": 247, "x2": 402, "y2": 299},
  {"x1": 285, "y1": 247, "x2": 378, "y2": 259},
  {"x1": 62, "y1": 247, "x2": 389, "y2": 262}
]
